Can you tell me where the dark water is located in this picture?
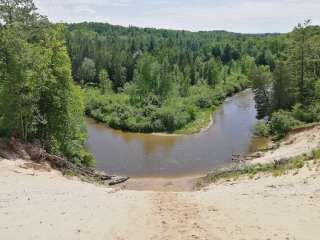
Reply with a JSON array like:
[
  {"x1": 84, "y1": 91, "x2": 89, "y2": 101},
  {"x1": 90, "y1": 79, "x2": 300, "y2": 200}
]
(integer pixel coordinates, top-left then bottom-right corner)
[{"x1": 85, "y1": 89, "x2": 260, "y2": 177}]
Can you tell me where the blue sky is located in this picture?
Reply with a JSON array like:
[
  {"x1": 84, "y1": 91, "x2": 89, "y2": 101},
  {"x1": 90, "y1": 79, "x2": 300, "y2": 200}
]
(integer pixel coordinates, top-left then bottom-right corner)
[{"x1": 34, "y1": 0, "x2": 320, "y2": 33}]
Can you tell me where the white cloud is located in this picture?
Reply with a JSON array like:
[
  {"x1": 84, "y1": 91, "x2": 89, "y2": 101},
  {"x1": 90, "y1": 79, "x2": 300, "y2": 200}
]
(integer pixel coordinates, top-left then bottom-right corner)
[
  {"x1": 34, "y1": 0, "x2": 320, "y2": 33},
  {"x1": 73, "y1": 5, "x2": 96, "y2": 15}
]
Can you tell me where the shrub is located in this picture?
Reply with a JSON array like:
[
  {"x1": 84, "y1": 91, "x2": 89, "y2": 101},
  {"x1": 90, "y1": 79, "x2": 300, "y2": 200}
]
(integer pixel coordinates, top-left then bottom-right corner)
[
  {"x1": 269, "y1": 110, "x2": 302, "y2": 138},
  {"x1": 254, "y1": 121, "x2": 270, "y2": 137},
  {"x1": 83, "y1": 77, "x2": 250, "y2": 133},
  {"x1": 196, "y1": 96, "x2": 212, "y2": 109},
  {"x1": 312, "y1": 149, "x2": 320, "y2": 160},
  {"x1": 82, "y1": 152, "x2": 96, "y2": 167}
]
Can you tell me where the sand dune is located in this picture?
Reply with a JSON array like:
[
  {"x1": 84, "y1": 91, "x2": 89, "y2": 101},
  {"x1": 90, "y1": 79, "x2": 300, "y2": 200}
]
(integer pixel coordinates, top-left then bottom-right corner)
[{"x1": 0, "y1": 157, "x2": 319, "y2": 240}]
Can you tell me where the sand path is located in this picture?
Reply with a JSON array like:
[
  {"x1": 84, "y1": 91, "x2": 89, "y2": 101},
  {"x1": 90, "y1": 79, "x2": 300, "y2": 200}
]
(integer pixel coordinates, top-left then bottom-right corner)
[{"x1": 1, "y1": 158, "x2": 320, "y2": 240}]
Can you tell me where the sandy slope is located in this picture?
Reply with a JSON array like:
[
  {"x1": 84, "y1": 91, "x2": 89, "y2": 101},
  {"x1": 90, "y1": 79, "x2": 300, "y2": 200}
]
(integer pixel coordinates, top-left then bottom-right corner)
[
  {"x1": 1, "y1": 125, "x2": 320, "y2": 239},
  {"x1": 252, "y1": 125, "x2": 320, "y2": 164},
  {"x1": 1, "y1": 158, "x2": 320, "y2": 240}
]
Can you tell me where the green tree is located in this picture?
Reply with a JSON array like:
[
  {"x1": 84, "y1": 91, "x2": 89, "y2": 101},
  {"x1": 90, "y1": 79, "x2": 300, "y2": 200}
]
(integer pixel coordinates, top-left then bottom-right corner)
[
  {"x1": 272, "y1": 61, "x2": 297, "y2": 110},
  {"x1": 98, "y1": 69, "x2": 112, "y2": 94},
  {"x1": 37, "y1": 24, "x2": 85, "y2": 154},
  {"x1": 179, "y1": 66, "x2": 191, "y2": 97},
  {"x1": 0, "y1": 1, "x2": 87, "y2": 160},
  {"x1": 0, "y1": 25, "x2": 41, "y2": 140},
  {"x1": 79, "y1": 57, "x2": 96, "y2": 84},
  {"x1": 134, "y1": 54, "x2": 161, "y2": 98},
  {"x1": 288, "y1": 20, "x2": 312, "y2": 103},
  {"x1": 250, "y1": 65, "x2": 273, "y2": 119},
  {"x1": 205, "y1": 58, "x2": 221, "y2": 87},
  {"x1": 158, "y1": 57, "x2": 172, "y2": 98},
  {"x1": 0, "y1": 0, "x2": 41, "y2": 25}
]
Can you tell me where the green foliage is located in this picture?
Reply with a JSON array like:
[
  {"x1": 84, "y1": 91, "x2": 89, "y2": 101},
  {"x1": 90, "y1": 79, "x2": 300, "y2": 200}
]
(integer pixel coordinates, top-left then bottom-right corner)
[
  {"x1": 0, "y1": 0, "x2": 91, "y2": 166},
  {"x1": 79, "y1": 58, "x2": 96, "y2": 84},
  {"x1": 254, "y1": 121, "x2": 270, "y2": 137},
  {"x1": 272, "y1": 61, "x2": 297, "y2": 110},
  {"x1": 98, "y1": 69, "x2": 112, "y2": 94},
  {"x1": 292, "y1": 103, "x2": 320, "y2": 123},
  {"x1": 65, "y1": 22, "x2": 281, "y2": 89},
  {"x1": 249, "y1": 22, "x2": 320, "y2": 139},
  {"x1": 0, "y1": 0, "x2": 41, "y2": 26},
  {"x1": 205, "y1": 154, "x2": 309, "y2": 183},
  {"x1": 250, "y1": 65, "x2": 273, "y2": 119},
  {"x1": 69, "y1": 22, "x2": 262, "y2": 133},
  {"x1": 314, "y1": 80, "x2": 320, "y2": 99},
  {"x1": 84, "y1": 77, "x2": 248, "y2": 133},
  {"x1": 311, "y1": 149, "x2": 320, "y2": 160},
  {"x1": 269, "y1": 110, "x2": 302, "y2": 138}
]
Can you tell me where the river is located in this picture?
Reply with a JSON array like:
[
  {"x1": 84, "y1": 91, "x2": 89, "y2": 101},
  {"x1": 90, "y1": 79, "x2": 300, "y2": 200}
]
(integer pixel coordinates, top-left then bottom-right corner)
[{"x1": 85, "y1": 89, "x2": 263, "y2": 177}]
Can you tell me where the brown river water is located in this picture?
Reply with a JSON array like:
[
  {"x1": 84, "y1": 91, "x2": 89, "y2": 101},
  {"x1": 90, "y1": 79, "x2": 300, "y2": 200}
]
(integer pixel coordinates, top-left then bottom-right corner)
[{"x1": 85, "y1": 89, "x2": 265, "y2": 178}]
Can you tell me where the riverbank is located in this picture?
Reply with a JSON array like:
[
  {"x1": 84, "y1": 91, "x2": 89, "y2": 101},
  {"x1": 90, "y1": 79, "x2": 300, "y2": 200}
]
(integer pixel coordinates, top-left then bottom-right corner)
[
  {"x1": 252, "y1": 124, "x2": 320, "y2": 164},
  {"x1": 151, "y1": 109, "x2": 213, "y2": 136},
  {"x1": 86, "y1": 89, "x2": 258, "y2": 177},
  {"x1": 1, "y1": 156, "x2": 319, "y2": 240},
  {"x1": 89, "y1": 105, "x2": 214, "y2": 137},
  {"x1": 1, "y1": 124, "x2": 320, "y2": 239},
  {"x1": 85, "y1": 86, "x2": 250, "y2": 136}
]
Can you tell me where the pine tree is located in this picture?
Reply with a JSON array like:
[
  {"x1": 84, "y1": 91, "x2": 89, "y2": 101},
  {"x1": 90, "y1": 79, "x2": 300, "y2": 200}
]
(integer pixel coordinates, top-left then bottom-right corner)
[
  {"x1": 98, "y1": 69, "x2": 112, "y2": 94},
  {"x1": 272, "y1": 61, "x2": 297, "y2": 110}
]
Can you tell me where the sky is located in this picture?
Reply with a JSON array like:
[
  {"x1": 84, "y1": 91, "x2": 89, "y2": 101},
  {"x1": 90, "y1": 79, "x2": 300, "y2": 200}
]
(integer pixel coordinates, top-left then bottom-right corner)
[{"x1": 34, "y1": 0, "x2": 320, "y2": 33}]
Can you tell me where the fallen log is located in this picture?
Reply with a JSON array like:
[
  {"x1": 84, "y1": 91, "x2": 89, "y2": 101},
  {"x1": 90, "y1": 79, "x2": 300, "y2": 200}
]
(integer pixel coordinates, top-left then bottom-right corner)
[
  {"x1": 101, "y1": 175, "x2": 112, "y2": 181},
  {"x1": 109, "y1": 177, "x2": 130, "y2": 186},
  {"x1": 0, "y1": 137, "x2": 124, "y2": 185},
  {"x1": 274, "y1": 158, "x2": 290, "y2": 166}
]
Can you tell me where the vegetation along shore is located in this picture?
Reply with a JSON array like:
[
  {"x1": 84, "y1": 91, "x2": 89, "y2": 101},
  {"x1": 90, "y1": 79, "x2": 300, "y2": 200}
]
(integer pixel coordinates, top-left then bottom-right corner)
[{"x1": 0, "y1": 1, "x2": 320, "y2": 239}]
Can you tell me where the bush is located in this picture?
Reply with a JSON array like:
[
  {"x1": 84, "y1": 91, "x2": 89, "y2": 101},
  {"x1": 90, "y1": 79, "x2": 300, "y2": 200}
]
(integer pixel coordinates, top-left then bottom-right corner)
[
  {"x1": 269, "y1": 110, "x2": 302, "y2": 138},
  {"x1": 157, "y1": 106, "x2": 190, "y2": 132},
  {"x1": 82, "y1": 152, "x2": 96, "y2": 167},
  {"x1": 292, "y1": 103, "x2": 320, "y2": 123},
  {"x1": 196, "y1": 96, "x2": 212, "y2": 109},
  {"x1": 84, "y1": 76, "x2": 250, "y2": 133},
  {"x1": 254, "y1": 121, "x2": 270, "y2": 137},
  {"x1": 311, "y1": 149, "x2": 320, "y2": 159}
]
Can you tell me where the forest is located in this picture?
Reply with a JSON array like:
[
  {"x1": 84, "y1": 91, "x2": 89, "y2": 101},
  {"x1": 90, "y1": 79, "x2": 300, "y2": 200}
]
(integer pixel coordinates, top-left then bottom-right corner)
[
  {"x1": 65, "y1": 22, "x2": 284, "y2": 133},
  {"x1": 0, "y1": 0, "x2": 94, "y2": 166},
  {"x1": 251, "y1": 21, "x2": 320, "y2": 138},
  {"x1": 0, "y1": 0, "x2": 320, "y2": 166}
]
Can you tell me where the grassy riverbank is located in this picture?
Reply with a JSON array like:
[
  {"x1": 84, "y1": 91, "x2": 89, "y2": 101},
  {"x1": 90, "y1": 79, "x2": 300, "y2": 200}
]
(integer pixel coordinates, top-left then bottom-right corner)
[
  {"x1": 199, "y1": 152, "x2": 320, "y2": 187},
  {"x1": 84, "y1": 81, "x2": 249, "y2": 135},
  {"x1": 199, "y1": 124, "x2": 320, "y2": 187},
  {"x1": 174, "y1": 108, "x2": 213, "y2": 134}
]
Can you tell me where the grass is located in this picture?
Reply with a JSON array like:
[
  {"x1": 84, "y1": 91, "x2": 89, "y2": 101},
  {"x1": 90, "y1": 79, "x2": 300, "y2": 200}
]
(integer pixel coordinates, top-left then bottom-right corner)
[
  {"x1": 199, "y1": 152, "x2": 320, "y2": 187},
  {"x1": 174, "y1": 108, "x2": 213, "y2": 135},
  {"x1": 311, "y1": 148, "x2": 320, "y2": 160}
]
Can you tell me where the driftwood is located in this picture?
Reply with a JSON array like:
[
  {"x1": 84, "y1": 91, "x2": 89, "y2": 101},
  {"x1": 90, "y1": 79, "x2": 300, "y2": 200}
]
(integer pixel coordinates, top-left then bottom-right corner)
[
  {"x1": 232, "y1": 154, "x2": 245, "y2": 163},
  {"x1": 0, "y1": 137, "x2": 121, "y2": 184},
  {"x1": 109, "y1": 177, "x2": 130, "y2": 186},
  {"x1": 274, "y1": 158, "x2": 290, "y2": 166}
]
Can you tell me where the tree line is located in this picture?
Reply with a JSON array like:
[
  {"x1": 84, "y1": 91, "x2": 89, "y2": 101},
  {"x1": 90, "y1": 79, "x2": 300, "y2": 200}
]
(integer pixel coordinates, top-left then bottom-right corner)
[
  {"x1": 251, "y1": 21, "x2": 320, "y2": 138},
  {"x1": 0, "y1": 0, "x2": 94, "y2": 166},
  {"x1": 65, "y1": 22, "x2": 284, "y2": 132}
]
